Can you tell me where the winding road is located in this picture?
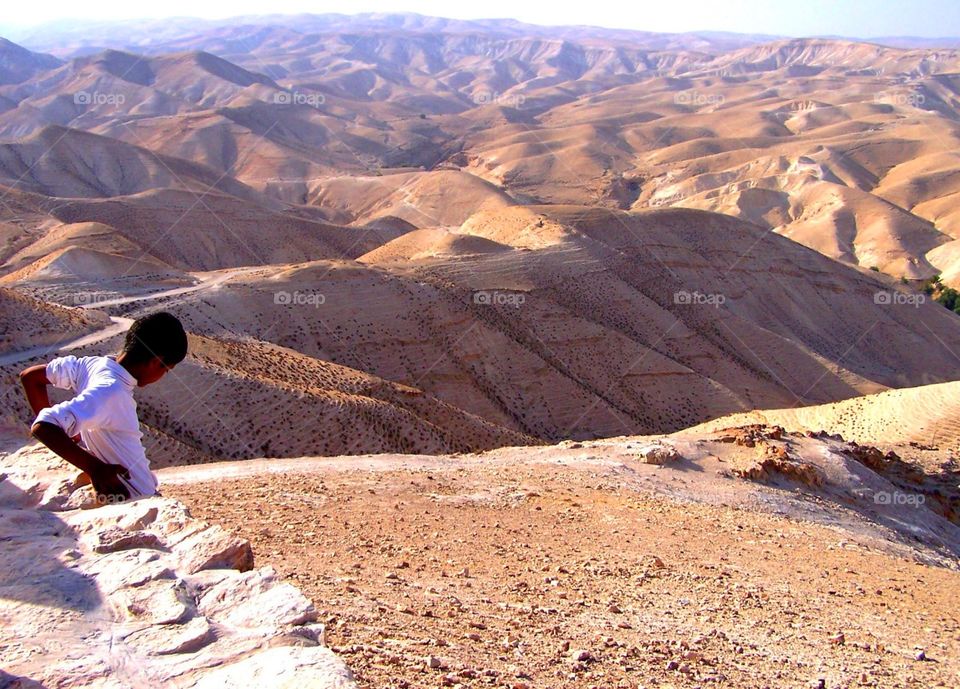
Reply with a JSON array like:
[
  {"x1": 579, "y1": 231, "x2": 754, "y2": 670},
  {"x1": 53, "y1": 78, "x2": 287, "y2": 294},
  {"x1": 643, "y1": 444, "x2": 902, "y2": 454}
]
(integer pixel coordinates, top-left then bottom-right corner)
[{"x1": 0, "y1": 267, "x2": 261, "y2": 367}]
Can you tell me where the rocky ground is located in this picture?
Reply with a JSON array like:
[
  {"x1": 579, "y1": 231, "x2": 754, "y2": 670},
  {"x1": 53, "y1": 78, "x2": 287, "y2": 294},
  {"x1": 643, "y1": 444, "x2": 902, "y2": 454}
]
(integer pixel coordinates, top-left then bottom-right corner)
[
  {"x1": 0, "y1": 436, "x2": 356, "y2": 689},
  {"x1": 162, "y1": 428, "x2": 960, "y2": 689}
]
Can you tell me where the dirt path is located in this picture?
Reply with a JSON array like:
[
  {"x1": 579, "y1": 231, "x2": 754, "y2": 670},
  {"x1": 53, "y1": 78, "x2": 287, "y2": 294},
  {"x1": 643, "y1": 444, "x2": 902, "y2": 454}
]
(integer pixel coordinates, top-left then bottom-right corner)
[
  {"x1": 0, "y1": 316, "x2": 131, "y2": 366},
  {"x1": 0, "y1": 266, "x2": 263, "y2": 366}
]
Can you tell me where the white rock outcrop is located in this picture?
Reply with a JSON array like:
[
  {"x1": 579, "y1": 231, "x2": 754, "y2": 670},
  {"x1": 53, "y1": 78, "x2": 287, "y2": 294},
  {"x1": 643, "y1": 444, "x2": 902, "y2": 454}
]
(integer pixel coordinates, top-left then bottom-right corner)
[{"x1": 0, "y1": 440, "x2": 357, "y2": 688}]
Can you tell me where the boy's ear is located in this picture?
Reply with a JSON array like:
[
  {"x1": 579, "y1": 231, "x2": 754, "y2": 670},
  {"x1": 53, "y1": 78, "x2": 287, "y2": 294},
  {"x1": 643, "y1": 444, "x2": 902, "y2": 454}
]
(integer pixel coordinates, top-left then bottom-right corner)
[{"x1": 137, "y1": 356, "x2": 172, "y2": 385}]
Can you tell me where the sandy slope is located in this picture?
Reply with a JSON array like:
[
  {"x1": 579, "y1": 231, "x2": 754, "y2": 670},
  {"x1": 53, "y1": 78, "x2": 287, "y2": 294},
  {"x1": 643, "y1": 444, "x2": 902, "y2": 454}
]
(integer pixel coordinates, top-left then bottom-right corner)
[{"x1": 689, "y1": 380, "x2": 960, "y2": 458}]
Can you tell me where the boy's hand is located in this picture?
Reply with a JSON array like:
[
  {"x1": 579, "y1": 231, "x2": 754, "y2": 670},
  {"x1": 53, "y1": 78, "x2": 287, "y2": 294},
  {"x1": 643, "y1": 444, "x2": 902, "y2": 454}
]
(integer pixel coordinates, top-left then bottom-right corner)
[
  {"x1": 89, "y1": 463, "x2": 131, "y2": 503},
  {"x1": 30, "y1": 421, "x2": 131, "y2": 503}
]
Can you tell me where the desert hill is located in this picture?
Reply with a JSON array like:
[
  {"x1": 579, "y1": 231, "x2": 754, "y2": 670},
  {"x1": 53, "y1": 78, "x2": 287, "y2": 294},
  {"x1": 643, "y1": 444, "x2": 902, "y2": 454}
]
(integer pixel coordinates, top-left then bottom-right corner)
[
  {"x1": 0, "y1": 293, "x2": 535, "y2": 463},
  {"x1": 309, "y1": 169, "x2": 518, "y2": 227},
  {"x1": 0, "y1": 37, "x2": 61, "y2": 85},
  {"x1": 0, "y1": 287, "x2": 108, "y2": 352},
  {"x1": 64, "y1": 206, "x2": 960, "y2": 444},
  {"x1": 2, "y1": 16, "x2": 960, "y2": 450},
  {"x1": 0, "y1": 126, "x2": 268, "y2": 201},
  {"x1": 0, "y1": 185, "x2": 403, "y2": 279},
  {"x1": 156, "y1": 415, "x2": 959, "y2": 688}
]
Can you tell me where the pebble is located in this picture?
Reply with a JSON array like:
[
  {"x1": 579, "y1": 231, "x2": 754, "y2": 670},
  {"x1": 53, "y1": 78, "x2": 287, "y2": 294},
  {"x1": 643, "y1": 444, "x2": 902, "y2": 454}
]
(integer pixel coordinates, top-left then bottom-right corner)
[
  {"x1": 571, "y1": 649, "x2": 593, "y2": 662},
  {"x1": 426, "y1": 655, "x2": 445, "y2": 669}
]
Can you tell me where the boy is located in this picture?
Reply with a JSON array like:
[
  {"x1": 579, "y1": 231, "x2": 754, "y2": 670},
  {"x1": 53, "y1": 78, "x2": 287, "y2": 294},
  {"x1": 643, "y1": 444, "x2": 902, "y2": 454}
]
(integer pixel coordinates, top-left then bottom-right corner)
[{"x1": 19, "y1": 312, "x2": 188, "y2": 503}]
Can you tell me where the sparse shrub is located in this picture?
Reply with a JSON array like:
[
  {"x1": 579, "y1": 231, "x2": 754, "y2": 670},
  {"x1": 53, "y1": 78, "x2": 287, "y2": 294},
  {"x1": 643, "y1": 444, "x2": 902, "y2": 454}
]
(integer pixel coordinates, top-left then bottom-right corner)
[{"x1": 937, "y1": 287, "x2": 960, "y2": 314}]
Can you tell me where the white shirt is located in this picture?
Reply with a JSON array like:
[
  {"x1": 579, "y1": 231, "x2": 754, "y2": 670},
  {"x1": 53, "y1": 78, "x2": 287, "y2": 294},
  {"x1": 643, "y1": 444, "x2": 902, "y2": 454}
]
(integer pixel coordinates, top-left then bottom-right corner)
[{"x1": 35, "y1": 355, "x2": 157, "y2": 497}]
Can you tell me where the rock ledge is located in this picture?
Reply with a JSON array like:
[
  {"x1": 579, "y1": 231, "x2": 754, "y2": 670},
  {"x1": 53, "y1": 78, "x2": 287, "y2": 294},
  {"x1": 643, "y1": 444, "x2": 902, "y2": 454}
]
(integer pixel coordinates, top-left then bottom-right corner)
[{"x1": 0, "y1": 441, "x2": 357, "y2": 688}]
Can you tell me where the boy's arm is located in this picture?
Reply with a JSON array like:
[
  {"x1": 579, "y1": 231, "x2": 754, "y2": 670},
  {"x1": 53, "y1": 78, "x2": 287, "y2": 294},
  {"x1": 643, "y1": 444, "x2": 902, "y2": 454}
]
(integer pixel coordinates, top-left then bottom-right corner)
[
  {"x1": 30, "y1": 421, "x2": 130, "y2": 500},
  {"x1": 20, "y1": 364, "x2": 80, "y2": 442},
  {"x1": 21, "y1": 363, "x2": 129, "y2": 500},
  {"x1": 19, "y1": 364, "x2": 51, "y2": 416}
]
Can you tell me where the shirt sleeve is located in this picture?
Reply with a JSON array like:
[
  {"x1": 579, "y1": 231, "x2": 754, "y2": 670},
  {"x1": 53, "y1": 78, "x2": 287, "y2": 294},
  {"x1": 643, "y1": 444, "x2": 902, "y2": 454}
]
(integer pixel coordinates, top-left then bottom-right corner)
[
  {"x1": 34, "y1": 385, "x2": 115, "y2": 438},
  {"x1": 46, "y1": 356, "x2": 81, "y2": 391}
]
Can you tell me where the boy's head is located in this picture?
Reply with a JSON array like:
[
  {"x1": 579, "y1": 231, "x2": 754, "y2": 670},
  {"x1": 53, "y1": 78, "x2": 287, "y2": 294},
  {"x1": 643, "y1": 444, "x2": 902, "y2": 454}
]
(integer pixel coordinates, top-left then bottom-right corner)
[{"x1": 119, "y1": 312, "x2": 188, "y2": 386}]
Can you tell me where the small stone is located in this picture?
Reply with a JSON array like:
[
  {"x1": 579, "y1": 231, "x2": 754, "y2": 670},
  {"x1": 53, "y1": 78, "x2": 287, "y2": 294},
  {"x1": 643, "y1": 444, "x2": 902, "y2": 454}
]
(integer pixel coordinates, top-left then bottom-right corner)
[
  {"x1": 607, "y1": 603, "x2": 622, "y2": 613},
  {"x1": 915, "y1": 650, "x2": 926, "y2": 661},
  {"x1": 571, "y1": 649, "x2": 592, "y2": 662},
  {"x1": 666, "y1": 660, "x2": 680, "y2": 671},
  {"x1": 829, "y1": 632, "x2": 845, "y2": 645},
  {"x1": 385, "y1": 571, "x2": 399, "y2": 580},
  {"x1": 638, "y1": 444, "x2": 681, "y2": 465},
  {"x1": 645, "y1": 555, "x2": 666, "y2": 569},
  {"x1": 426, "y1": 655, "x2": 445, "y2": 669}
]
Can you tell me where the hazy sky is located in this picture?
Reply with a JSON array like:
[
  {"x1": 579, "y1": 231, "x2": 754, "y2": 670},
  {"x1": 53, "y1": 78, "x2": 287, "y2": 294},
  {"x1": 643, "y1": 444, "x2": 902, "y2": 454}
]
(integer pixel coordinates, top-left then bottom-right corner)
[{"x1": 1, "y1": 0, "x2": 958, "y2": 37}]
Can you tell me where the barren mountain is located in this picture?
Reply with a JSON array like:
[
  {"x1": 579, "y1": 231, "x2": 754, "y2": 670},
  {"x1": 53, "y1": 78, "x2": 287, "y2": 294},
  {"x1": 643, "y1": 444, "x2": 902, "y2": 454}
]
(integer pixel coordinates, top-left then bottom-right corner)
[
  {"x1": 2, "y1": 22, "x2": 960, "y2": 288},
  {"x1": 161, "y1": 411, "x2": 959, "y2": 689}
]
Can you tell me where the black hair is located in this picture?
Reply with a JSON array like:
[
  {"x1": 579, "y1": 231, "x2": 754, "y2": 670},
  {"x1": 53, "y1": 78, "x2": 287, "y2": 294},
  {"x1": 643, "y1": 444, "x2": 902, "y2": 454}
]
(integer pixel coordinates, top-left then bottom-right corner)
[{"x1": 121, "y1": 312, "x2": 188, "y2": 366}]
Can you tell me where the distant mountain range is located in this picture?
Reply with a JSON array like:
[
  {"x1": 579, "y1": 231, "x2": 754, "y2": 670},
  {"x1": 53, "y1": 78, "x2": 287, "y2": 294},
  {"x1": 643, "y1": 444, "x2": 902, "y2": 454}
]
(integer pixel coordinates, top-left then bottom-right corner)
[
  {"x1": 2, "y1": 12, "x2": 960, "y2": 456},
  {"x1": 3, "y1": 12, "x2": 959, "y2": 58}
]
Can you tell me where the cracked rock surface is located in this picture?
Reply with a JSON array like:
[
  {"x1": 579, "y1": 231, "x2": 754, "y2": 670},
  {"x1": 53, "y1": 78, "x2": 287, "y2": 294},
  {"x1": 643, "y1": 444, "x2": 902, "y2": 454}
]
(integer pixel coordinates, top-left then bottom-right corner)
[{"x1": 0, "y1": 439, "x2": 357, "y2": 689}]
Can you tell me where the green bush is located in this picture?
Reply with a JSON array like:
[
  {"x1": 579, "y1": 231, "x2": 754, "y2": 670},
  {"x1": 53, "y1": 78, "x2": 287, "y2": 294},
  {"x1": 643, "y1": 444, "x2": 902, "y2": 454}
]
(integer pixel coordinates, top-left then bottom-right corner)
[{"x1": 937, "y1": 287, "x2": 960, "y2": 313}]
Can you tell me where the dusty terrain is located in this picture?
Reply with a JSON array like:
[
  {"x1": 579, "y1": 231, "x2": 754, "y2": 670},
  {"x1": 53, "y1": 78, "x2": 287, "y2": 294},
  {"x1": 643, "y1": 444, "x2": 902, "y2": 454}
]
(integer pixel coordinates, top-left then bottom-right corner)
[{"x1": 163, "y1": 424, "x2": 960, "y2": 689}]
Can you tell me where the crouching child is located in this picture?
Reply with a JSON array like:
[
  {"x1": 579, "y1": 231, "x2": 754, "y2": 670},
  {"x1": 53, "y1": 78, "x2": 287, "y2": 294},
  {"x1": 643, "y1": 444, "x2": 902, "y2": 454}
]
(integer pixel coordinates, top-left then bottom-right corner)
[{"x1": 19, "y1": 312, "x2": 188, "y2": 504}]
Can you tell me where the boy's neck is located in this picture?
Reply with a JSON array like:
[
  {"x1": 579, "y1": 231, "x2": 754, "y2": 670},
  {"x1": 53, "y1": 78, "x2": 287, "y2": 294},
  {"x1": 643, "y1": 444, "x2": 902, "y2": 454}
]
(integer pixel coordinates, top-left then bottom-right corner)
[{"x1": 115, "y1": 353, "x2": 144, "y2": 384}]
